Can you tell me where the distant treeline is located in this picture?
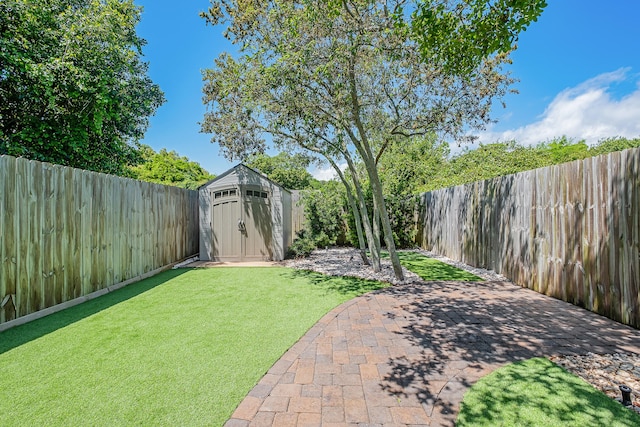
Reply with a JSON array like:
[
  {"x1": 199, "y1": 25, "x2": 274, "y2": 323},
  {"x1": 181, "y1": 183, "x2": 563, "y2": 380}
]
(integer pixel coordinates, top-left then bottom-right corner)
[
  {"x1": 419, "y1": 136, "x2": 640, "y2": 192},
  {"x1": 125, "y1": 145, "x2": 215, "y2": 190}
]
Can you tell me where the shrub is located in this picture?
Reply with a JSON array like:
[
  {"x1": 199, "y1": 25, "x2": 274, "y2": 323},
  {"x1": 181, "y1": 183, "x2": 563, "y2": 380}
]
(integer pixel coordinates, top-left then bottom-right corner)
[{"x1": 286, "y1": 230, "x2": 317, "y2": 258}]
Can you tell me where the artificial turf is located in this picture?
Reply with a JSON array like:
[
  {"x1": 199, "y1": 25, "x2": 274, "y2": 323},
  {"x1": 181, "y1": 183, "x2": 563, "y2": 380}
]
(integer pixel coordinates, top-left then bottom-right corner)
[
  {"x1": 392, "y1": 250, "x2": 483, "y2": 282},
  {"x1": 456, "y1": 357, "x2": 640, "y2": 427},
  {"x1": 0, "y1": 267, "x2": 386, "y2": 426}
]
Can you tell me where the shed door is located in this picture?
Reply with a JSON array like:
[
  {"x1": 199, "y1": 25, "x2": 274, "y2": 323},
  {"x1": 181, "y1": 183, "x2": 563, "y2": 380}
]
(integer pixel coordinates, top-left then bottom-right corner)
[
  {"x1": 242, "y1": 189, "x2": 273, "y2": 261},
  {"x1": 211, "y1": 189, "x2": 241, "y2": 261},
  {"x1": 210, "y1": 187, "x2": 273, "y2": 261}
]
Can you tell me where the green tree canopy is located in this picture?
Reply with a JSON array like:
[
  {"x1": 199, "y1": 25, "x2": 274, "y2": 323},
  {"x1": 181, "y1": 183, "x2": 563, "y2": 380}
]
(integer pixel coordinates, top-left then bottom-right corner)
[
  {"x1": 245, "y1": 152, "x2": 316, "y2": 189},
  {"x1": 302, "y1": 180, "x2": 348, "y2": 247},
  {"x1": 407, "y1": 0, "x2": 547, "y2": 75},
  {"x1": 420, "y1": 136, "x2": 640, "y2": 192},
  {"x1": 378, "y1": 134, "x2": 449, "y2": 195},
  {"x1": 588, "y1": 136, "x2": 640, "y2": 157},
  {"x1": 200, "y1": 0, "x2": 546, "y2": 279},
  {"x1": 127, "y1": 145, "x2": 215, "y2": 189},
  {"x1": 423, "y1": 140, "x2": 545, "y2": 190},
  {"x1": 0, "y1": 0, "x2": 164, "y2": 175},
  {"x1": 376, "y1": 134, "x2": 449, "y2": 247}
]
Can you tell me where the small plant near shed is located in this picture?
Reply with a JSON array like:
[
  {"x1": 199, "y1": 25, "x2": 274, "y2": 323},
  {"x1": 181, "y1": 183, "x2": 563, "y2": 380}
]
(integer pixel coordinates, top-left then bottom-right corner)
[{"x1": 286, "y1": 230, "x2": 318, "y2": 258}]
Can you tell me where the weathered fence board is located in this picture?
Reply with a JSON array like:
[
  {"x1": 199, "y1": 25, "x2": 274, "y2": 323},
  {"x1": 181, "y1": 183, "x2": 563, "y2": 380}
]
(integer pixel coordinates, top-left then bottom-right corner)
[
  {"x1": 1, "y1": 157, "x2": 17, "y2": 322},
  {"x1": 0, "y1": 155, "x2": 199, "y2": 326},
  {"x1": 417, "y1": 147, "x2": 640, "y2": 328}
]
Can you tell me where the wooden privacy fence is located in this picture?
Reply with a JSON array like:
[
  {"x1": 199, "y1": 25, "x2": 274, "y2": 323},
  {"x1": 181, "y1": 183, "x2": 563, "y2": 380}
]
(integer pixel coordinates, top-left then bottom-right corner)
[
  {"x1": 416, "y1": 147, "x2": 640, "y2": 328},
  {"x1": 0, "y1": 155, "x2": 199, "y2": 326}
]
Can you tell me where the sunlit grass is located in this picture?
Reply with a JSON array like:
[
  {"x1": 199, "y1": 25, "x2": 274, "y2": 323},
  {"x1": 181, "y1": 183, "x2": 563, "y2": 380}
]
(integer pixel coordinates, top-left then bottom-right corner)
[
  {"x1": 389, "y1": 251, "x2": 483, "y2": 282},
  {"x1": 457, "y1": 358, "x2": 639, "y2": 427},
  {"x1": 0, "y1": 267, "x2": 386, "y2": 426}
]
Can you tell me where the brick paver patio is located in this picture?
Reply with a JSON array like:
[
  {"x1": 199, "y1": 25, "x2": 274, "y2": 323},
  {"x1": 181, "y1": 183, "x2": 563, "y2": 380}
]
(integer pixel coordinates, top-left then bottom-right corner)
[{"x1": 225, "y1": 279, "x2": 640, "y2": 426}]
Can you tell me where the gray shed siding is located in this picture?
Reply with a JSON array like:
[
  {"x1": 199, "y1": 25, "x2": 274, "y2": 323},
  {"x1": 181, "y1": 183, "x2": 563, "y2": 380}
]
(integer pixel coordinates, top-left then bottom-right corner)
[
  {"x1": 282, "y1": 190, "x2": 293, "y2": 252},
  {"x1": 199, "y1": 189, "x2": 213, "y2": 261}
]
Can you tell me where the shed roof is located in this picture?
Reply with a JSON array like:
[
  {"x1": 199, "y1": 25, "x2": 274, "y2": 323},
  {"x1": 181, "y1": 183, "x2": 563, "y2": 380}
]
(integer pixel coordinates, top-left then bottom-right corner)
[{"x1": 198, "y1": 163, "x2": 291, "y2": 193}]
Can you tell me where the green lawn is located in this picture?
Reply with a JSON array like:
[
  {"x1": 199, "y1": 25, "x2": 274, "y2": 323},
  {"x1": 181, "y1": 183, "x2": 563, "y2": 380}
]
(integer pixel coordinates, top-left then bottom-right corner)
[
  {"x1": 0, "y1": 267, "x2": 386, "y2": 426},
  {"x1": 393, "y1": 251, "x2": 483, "y2": 282},
  {"x1": 457, "y1": 358, "x2": 640, "y2": 427}
]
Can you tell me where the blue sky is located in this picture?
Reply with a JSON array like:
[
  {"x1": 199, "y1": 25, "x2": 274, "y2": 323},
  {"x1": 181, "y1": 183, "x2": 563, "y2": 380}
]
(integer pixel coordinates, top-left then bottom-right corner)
[{"x1": 135, "y1": 0, "x2": 640, "y2": 178}]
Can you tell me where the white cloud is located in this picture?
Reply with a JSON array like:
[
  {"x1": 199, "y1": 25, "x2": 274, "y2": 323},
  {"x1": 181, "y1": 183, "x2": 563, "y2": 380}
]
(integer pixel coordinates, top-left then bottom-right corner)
[
  {"x1": 478, "y1": 68, "x2": 640, "y2": 146},
  {"x1": 311, "y1": 162, "x2": 347, "y2": 181}
]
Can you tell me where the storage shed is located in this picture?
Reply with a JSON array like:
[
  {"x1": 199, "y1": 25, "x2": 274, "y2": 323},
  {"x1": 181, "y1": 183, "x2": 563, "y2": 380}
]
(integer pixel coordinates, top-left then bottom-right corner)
[{"x1": 199, "y1": 164, "x2": 293, "y2": 261}]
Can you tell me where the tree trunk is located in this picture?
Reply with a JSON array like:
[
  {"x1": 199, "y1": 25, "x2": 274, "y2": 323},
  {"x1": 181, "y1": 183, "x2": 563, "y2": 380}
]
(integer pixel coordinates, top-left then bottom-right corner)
[
  {"x1": 344, "y1": 153, "x2": 381, "y2": 272},
  {"x1": 345, "y1": 182, "x2": 369, "y2": 265},
  {"x1": 344, "y1": 138, "x2": 401, "y2": 280},
  {"x1": 373, "y1": 195, "x2": 381, "y2": 255},
  {"x1": 364, "y1": 159, "x2": 405, "y2": 281},
  {"x1": 331, "y1": 159, "x2": 369, "y2": 265},
  {"x1": 295, "y1": 142, "x2": 372, "y2": 267},
  {"x1": 344, "y1": 50, "x2": 400, "y2": 279}
]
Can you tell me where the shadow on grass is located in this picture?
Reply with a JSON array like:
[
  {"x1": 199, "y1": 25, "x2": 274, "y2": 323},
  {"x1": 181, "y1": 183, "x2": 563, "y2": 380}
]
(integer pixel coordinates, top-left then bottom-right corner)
[
  {"x1": 0, "y1": 269, "x2": 189, "y2": 355},
  {"x1": 457, "y1": 357, "x2": 639, "y2": 426},
  {"x1": 284, "y1": 269, "x2": 388, "y2": 297},
  {"x1": 386, "y1": 251, "x2": 483, "y2": 282}
]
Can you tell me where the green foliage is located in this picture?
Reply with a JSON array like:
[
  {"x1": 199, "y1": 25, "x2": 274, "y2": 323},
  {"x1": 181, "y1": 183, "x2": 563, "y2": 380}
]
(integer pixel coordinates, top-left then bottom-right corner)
[
  {"x1": 420, "y1": 136, "x2": 640, "y2": 192},
  {"x1": 340, "y1": 135, "x2": 449, "y2": 249},
  {"x1": 376, "y1": 135, "x2": 449, "y2": 247},
  {"x1": 126, "y1": 145, "x2": 215, "y2": 189},
  {"x1": 538, "y1": 136, "x2": 590, "y2": 163},
  {"x1": 384, "y1": 194, "x2": 418, "y2": 248},
  {"x1": 589, "y1": 136, "x2": 640, "y2": 156},
  {"x1": 245, "y1": 152, "x2": 316, "y2": 189},
  {"x1": 286, "y1": 229, "x2": 319, "y2": 258},
  {"x1": 457, "y1": 357, "x2": 639, "y2": 426},
  {"x1": 200, "y1": 0, "x2": 538, "y2": 279},
  {"x1": 287, "y1": 180, "x2": 349, "y2": 258},
  {"x1": 0, "y1": 0, "x2": 164, "y2": 175},
  {"x1": 302, "y1": 180, "x2": 348, "y2": 247},
  {"x1": 378, "y1": 135, "x2": 450, "y2": 195},
  {"x1": 343, "y1": 178, "x2": 418, "y2": 249},
  {"x1": 423, "y1": 140, "x2": 545, "y2": 191},
  {"x1": 201, "y1": 0, "x2": 517, "y2": 159},
  {"x1": 407, "y1": 0, "x2": 547, "y2": 75}
]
